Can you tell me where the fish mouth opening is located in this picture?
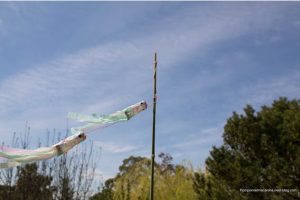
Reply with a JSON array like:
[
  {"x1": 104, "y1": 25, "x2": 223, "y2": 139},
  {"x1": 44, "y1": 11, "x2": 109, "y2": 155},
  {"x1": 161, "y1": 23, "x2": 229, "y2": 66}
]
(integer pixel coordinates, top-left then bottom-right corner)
[
  {"x1": 140, "y1": 101, "x2": 147, "y2": 110},
  {"x1": 78, "y1": 133, "x2": 86, "y2": 140}
]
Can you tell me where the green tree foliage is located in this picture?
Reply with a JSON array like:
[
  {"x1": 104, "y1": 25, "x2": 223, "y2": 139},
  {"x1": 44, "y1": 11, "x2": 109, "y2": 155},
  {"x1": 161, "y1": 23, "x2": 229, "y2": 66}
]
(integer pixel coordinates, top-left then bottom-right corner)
[
  {"x1": 0, "y1": 185, "x2": 15, "y2": 200},
  {"x1": 90, "y1": 179, "x2": 114, "y2": 200},
  {"x1": 204, "y1": 97, "x2": 300, "y2": 200},
  {"x1": 91, "y1": 153, "x2": 197, "y2": 200},
  {"x1": 14, "y1": 163, "x2": 54, "y2": 200},
  {"x1": 58, "y1": 172, "x2": 74, "y2": 200},
  {"x1": 113, "y1": 156, "x2": 151, "y2": 200},
  {"x1": 193, "y1": 170, "x2": 243, "y2": 200}
]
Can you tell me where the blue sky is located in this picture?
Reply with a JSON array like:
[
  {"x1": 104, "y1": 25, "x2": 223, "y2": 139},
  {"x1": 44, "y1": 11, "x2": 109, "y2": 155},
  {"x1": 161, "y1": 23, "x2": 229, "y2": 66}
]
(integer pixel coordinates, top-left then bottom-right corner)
[{"x1": 0, "y1": 2, "x2": 300, "y2": 180}]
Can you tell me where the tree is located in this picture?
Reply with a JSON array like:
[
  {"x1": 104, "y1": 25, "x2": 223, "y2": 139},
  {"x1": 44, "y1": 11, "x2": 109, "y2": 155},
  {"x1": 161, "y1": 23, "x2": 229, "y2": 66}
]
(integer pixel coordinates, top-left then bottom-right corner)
[
  {"x1": 193, "y1": 170, "x2": 241, "y2": 200},
  {"x1": 204, "y1": 97, "x2": 300, "y2": 200},
  {"x1": 90, "y1": 178, "x2": 114, "y2": 200},
  {"x1": 113, "y1": 156, "x2": 151, "y2": 200},
  {"x1": 91, "y1": 154, "x2": 198, "y2": 200},
  {"x1": 14, "y1": 163, "x2": 54, "y2": 200},
  {"x1": 59, "y1": 175, "x2": 74, "y2": 200}
]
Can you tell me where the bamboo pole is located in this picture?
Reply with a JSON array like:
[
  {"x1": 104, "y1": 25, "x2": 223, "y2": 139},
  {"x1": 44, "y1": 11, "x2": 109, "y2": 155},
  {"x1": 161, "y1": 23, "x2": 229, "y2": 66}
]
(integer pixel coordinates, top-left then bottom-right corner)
[{"x1": 150, "y1": 52, "x2": 157, "y2": 200}]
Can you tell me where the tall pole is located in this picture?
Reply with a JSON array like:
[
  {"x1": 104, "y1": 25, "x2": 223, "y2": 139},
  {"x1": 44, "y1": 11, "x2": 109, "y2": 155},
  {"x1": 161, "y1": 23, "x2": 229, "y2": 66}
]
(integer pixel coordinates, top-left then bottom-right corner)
[{"x1": 150, "y1": 52, "x2": 157, "y2": 200}]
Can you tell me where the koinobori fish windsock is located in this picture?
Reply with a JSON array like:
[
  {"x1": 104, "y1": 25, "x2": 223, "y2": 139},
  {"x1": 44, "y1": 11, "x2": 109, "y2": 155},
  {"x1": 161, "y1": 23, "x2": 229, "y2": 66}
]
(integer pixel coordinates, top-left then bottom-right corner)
[
  {"x1": 0, "y1": 133, "x2": 86, "y2": 168},
  {"x1": 68, "y1": 101, "x2": 147, "y2": 134},
  {"x1": 0, "y1": 100, "x2": 147, "y2": 168}
]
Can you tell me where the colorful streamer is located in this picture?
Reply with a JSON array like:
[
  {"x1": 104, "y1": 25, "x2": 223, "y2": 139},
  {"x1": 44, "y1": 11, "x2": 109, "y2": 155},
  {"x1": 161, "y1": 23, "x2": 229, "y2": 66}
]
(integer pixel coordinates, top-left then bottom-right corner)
[
  {"x1": 0, "y1": 133, "x2": 86, "y2": 168},
  {"x1": 69, "y1": 101, "x2": 147, "y2": 134},
  {"x1": 0, "y1": 100, "x2": 147, "y2": 168}
]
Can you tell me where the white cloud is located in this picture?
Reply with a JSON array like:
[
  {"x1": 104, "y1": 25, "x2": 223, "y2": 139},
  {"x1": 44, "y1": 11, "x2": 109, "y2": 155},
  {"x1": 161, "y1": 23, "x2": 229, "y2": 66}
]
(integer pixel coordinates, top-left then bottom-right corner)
[
  {"x1": 0, "y1": 4, "x2": 285, "y2": 111},
  {"x1": 0, "y1": 3, "x2": 293, "y2": 166},
  {"x1": 172, "y1": 125, "x2": 223, "y2": 149},
  {"x1": 93, "y1": 169, "x2": 114, "y2": 182},
  {"x1": 95, "y1": 141, "x2": 138, "y2": 154},
  {"x1": 0, "y1": 41, "x2": 150, "y2": 138},
  {"x1": 241, "y1": 70, "x2": 300, "y2": 107}
]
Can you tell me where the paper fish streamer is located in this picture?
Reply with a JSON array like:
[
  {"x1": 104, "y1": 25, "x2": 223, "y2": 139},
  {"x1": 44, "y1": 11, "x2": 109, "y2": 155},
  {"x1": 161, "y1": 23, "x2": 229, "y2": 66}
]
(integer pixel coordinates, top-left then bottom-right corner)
[
  {"x1": 0, "y1": 101, "x2": 147, "y2": 168},
  {"x1": 69, "y1": 101, "x2": 147, "y2": 134},
  {"x1": 0, "y1": 133, "x2": 86, "y2": 168}
]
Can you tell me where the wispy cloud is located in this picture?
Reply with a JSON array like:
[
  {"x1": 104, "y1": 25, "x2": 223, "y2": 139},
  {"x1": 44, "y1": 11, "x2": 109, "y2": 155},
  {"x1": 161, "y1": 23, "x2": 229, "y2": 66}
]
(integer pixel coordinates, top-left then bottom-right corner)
[
  {"x1": 241, "y1": 70, "x2": 300, "y2": 107},
  {"x1": 0, "y1": 3, "x2": 298, "y2": 176},
  {"x1": 0, "y1": 4, "x2": 286, "y2": 115},
  {"x1": 95, "y1": 141, "x2": 138, "y2": 154},
  {"x1": 93, "y1": 169, "x2": 113, "y2": 182},
  {"x1": 172, "y1": 125, "x2": 223, "y2": 149}
]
